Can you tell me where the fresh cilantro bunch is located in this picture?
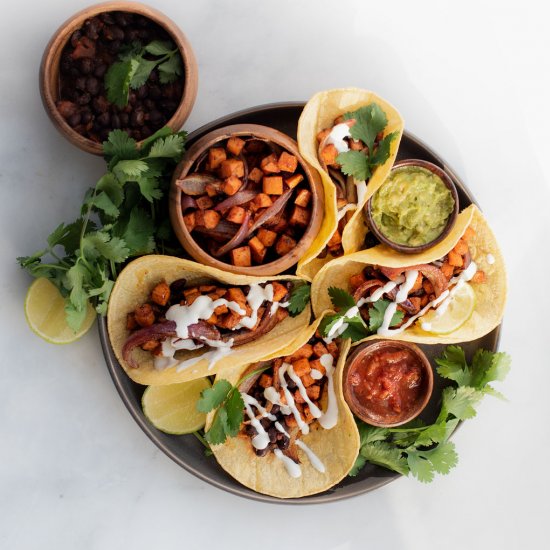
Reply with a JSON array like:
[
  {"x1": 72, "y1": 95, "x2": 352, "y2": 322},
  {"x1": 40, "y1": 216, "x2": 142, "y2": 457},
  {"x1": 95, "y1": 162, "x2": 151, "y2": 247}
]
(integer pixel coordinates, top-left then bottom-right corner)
[
  {"x1": 18, "y1": 127, "x2": 186, "y2": 331},
  {"x1": 319, "y1": 287, "x2": 403, "y2": 341},
  {"x1": 350, "y1": 346, "x2": 511, "y2": 482},
  {"x1": 287, "y1": 283, "x2": 311, "y2": 316},
  {"x1": 106, "y1": 40, "x2": 183, "y2": 108},
  {"x1": 197, "y1": 365, "x2": 270, "y2": 445},
  {"x1": 336, "y1": 104, "x2": 399, "y2": 181}
]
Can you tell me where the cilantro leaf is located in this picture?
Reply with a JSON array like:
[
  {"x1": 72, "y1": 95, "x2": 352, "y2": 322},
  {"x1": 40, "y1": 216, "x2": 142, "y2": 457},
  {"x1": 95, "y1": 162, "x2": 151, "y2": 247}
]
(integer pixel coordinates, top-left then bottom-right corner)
[
  {"x1": 144, "y1": 40, "x2": 174, "y2": 56},
  {"x1": 369, "y1": 132, "x2": 398, "y2": 166},
  {"x1": 407, "y1": 441, "x2": 458, "y2": 482},
  {"x1": 406, "y1": 452, "x2": 435, "y2": 483},
  {"x1": 348, "y1": 454, "x2": 367, "y2": 477},
  {"x1": 113, "y1": 207, "x2": 155, "y2": 256},
  {"x1": 135, "y1": 175, "x2": 163, "y2": 202},
  {"x1": 105, "y1": 58, "x2": 139, "y2": 108},
  {"x1": 319, "y1": 313, "x2": 343, "y2": 339},
  {"x1": 113, "y1": 159, "x2": 149, "y2": 181},
  {"x1": 196, "y1": 380, "x2": 232, "y2": 413},
  {"x1": 148, "y1": 134, "x2": 186, "y2": 159},
  {"x1": 158, "y1": 54, "x2": 183, "y2": 84},
  {"x1": 65, "y1": 299, "x2": 90, "y2": 332},
  {"x1": 81, "y1": 232, "x2": 129, "y2": 263},
  {"x1": 224, "y1": 390, "x2": 245, "y2": 437},
  {"x1": 130, "y1": 58, "x2": 157, "y2": 89},
  {"x1": 435, "y1": 345, "x2": 470, "y2": 385},
  {"x1": 337, "y1": 150, "x2": 370, "y2": 181},
  {"x1": 439, "y1": 386, "x2": 483, "y2": 421},
  {"x1": 357, "y1": 422, "x2": 389, "y2": 446},
  {"x1": 344, "y1": 104, "x2": 388, "y2": 151},
  {"x1": 368, "y1": 299, "x2": 404, "y2": 332},
  {"x1": 85, "y1": 190, "x2": 119, "y2": 219},
  {"x1": 340, "y1": 317, "x2": 369, "y2": 341},
  {"x1": 96, "y1": 173, "x2": 124, "y2": 208},
  {"x1": 205, "y1": 407, "x2": 229, "y2": 445},
  {"x1": 471, "y1": 350, "x2": 511, "y2": 389},
  {"x1": 288, "y1": 283, "x2": 311, "y2": 316},
  {"x1": 102, "y1": 130, "x2": 138, "y2": 162},
  {"x1": 360, "y1": 442, "x2": 409, "y2": 476},
  {"x1": 47, "y1": 223, "x2": 70, "y2": 248},
  {"x1": 328, "y1": 287, "x2": 356, "y2": 310}
]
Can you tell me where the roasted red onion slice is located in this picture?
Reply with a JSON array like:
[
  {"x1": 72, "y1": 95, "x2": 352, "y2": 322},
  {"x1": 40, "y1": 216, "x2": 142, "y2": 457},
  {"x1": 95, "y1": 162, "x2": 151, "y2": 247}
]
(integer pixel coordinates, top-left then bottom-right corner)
[
  {"x1": 213, "y1": 211, "x2": 251, "y2": 257},
  {"x1": 214, "y1": 190, "x2": 257, "y2": 212},
  {"x1": 225, "y1": 304, "x2": 278, "y2": 346},
  {"x1": 247, "y1": 189, "x2": 293, "y2": 234},
  {"x1": 181, "y1": 195, "x2": 197, "y2": 211},
  {"x1": 380, "y1": 264, "x2": 448, "y2": 298},
  {"x1": 187, "y1": 321, "x2": 222, "y2": 342},
  {"x1": 194, "y1": 219, "x2": 239, "y2": 241},
  {"x1": 353, "y1": 280, "x2": 384, "y2": 302},
  {"x1": 122, "y1": 321, "x2": 177, "y2": 368},
  {"x1": 176, "y1": 173, "x2": 221, "y2": 195}
]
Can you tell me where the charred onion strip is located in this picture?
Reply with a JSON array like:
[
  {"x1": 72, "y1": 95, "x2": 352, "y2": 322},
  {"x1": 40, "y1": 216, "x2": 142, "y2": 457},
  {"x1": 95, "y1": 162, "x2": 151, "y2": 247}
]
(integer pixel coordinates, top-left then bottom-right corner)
[
  {"x1": 214, "y1": 189, "x2": 257, "y2": 212},
  {"x1": 247, "y1": 189, "x2": 293, "y2": 235},
  {"x1": 380, "y1": 264, "x2": 449, "y2": 298},
  {"x1": 176, "y1": 173, "x2": 221, "y2": 195},
  {"x1": 212, "y1": 211, "x2": 251, "y2": 257},
  {"x1": 224, "y1": 303, "x2": 278, "y2": 346},
  {"x1": 122, "y1": 321, "x2": 177, "y2": 368},
  {"x1": 181, "y1": 195, "x2": 197, "y2": 211}
]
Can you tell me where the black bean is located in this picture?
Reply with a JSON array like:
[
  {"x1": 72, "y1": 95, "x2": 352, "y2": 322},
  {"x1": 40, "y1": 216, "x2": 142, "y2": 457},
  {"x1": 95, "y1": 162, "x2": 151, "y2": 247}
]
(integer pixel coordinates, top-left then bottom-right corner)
[
  {"x1": 254, "y1": 447, "x2": 269, "y2": 457},
  {"x1": 141, "y1": 125, "x2": 152, "y2": 138},
  {"x1": 85, "y1": 76, "x2": 99, "y2": 95},
  {"x1": 70, "y1": 30, "x2": 82, "y2": 47},
  {"x1": 277, "y1": 436, "x2": 290, "y2": 450},
  {"x1": 136, "y1": 15, "x2": 149, "y2": 27},
  {"x1": 119, "y1": 112, "x2": 129, "y2": 126},
  {"x1": 84, "y1": 18, "x2": 101, "y2": 40},
  {"x1": 137, "y1": 29, "x2": 151, "y2": 41},
  {"x1": 75, "y1": 76, "x2": 87, "y2": 91},
  {"x1": 67, "y1": 112, "x2": 81, "y2": 127},
  {"x1": 92, "y1": 96, "x2": 109, "y2": 113},
  {"x1": 100, "y1": 12, "x2": 114, "y2": 25},
  {"x1": 169, "y1": 278, "x2": 187, "y2": 297},
  {"x1": 270, "y1": 404, "x2": 280, "y2": 415},
  {"x1": 268, "y1": 427, "x2": 278, "y2": 443},
  {"x1": 130, "y1": 110, "x2": 145, "y2": 127},
  {"x1": 124, "y1": 27, "x2": 140, "y2": 42},
  {"x1": 136, "y1": 85, "x2": 148, "y2": 99},
  {"x1": 148, "y1": 86, "x2": 161, "y2": 100},
  {"x1": 149, "y1": 70, "x2": 159, "y2": 83},
  {"x1": 76, "y1": 92, "x2": 91, "y2": 106},
  {"x1": 97, "y1": 111, "x2": 110, "y2": 127},
  {"x1": 99, "y1": 128, "x2": 111, "y2": 141},
  {"x1": 244, "y1": 424, "x2": 257, "y2": 437},
  {"x1": 128, "y1": 92, "x2": 137, "y2": 106},
  {"x1": 111, "y1": 114, "x2": 121, "y2": 129},
  {"x1": 114, "y1": 12, "x2": 131, "y2": 27},
  {"x1": 80, "y1": 109, "x2": 93, "y2": 124},
  {"x1": 159, "y1": 99, "x2": 177, "y2": 113},
  {"x1": 79, "y1": 57, "x2": 94, "y2": 74},
  {"x1": 131, "y1": 130, "x2": 142, "y2": 141},
  {"x1": 94, "y1": 63, "x2": 107, "y2": 78},
  {"x1": 108, "y1": 40, "x2": 122, "y2": 54}
]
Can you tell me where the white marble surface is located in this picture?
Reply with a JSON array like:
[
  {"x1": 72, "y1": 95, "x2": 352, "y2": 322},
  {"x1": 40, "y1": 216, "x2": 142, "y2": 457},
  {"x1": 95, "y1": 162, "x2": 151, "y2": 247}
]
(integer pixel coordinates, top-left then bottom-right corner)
[{"x1": 1, "y1": 0, "x2": 548, "y2": 548}]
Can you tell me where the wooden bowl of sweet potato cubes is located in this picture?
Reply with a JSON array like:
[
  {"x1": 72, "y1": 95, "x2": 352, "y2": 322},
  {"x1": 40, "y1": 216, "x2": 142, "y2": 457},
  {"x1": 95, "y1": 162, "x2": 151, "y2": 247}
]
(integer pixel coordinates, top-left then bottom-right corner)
[{"x1": 169, "y1": 124, "x2": 324, "y2": 276}]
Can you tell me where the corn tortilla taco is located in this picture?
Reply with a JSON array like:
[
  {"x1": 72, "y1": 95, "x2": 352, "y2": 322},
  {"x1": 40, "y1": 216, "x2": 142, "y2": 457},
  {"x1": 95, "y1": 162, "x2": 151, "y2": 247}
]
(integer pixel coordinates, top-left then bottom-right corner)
[
  {"x1": 209, "y1": 315, "x2": 360, "y2": 498},
  {"x1": 296, "y1": 88, "x2": 404, "y2": 280},
  {"x1": 311, "y1": 205, "x2": 506, "y2": 345},
  {"x1": 107, "y1": 255, "x2": 311, "y2": 385}
]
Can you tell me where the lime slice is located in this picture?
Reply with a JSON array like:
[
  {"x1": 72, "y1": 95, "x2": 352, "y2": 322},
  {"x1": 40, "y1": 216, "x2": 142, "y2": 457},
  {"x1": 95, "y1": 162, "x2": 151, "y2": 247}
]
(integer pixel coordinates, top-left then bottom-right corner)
[
  {"x1": 142, "y1": 378, "x2": 212, "y2": 435},
  {"x1": 419, "y1": 282, "x2": 475, "y2": 335},
  {"x1": 24, "y1": 277, "x2": 96, "y2": 344}
]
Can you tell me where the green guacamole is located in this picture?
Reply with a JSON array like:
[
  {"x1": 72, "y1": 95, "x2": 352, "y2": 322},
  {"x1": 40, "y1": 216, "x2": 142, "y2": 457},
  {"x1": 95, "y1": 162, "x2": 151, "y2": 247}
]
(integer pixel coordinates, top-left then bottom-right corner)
[{"x1": 371, "y1": 166, "x2": 455, "y2": 247}]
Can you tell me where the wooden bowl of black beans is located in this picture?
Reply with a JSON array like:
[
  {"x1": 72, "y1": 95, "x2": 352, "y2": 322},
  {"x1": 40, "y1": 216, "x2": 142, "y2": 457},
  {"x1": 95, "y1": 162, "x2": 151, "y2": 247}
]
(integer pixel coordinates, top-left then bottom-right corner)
[{"x1": 40, "y1": 1, "x2": 198, "y2": 155}]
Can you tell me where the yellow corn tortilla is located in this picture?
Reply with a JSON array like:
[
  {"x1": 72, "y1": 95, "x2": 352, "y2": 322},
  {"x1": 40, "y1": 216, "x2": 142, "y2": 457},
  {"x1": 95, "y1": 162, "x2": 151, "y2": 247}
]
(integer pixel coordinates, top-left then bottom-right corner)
[
  {"x1": 311, "y1": 205, "x2": 507, "y2": 344},
  {"x1": 296, "y1": 88, "x2": 404, "y2": 281},
  {"x1": 107, "y1": 255, "x2": 312, "y2": 386},
  {"x1": 209, "y1": 315, "x2": 360, "y2": 498}
]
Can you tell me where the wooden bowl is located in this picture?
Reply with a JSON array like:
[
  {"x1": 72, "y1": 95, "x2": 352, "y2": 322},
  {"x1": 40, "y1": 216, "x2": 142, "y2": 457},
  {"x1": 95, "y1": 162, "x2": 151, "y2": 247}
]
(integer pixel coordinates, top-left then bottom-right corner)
[
  {"x1": 39, "y1": 1, "x2": 198, "y2": 155},
  {"x1": 343, "y1": 340, "x2": 434, "y2": 428},
  {"x1": 365, "y1": 159, "x2": 459, "y2": 254},
  {"x1": 169, "y1": 123, "x2": 324, "y2": 277}
]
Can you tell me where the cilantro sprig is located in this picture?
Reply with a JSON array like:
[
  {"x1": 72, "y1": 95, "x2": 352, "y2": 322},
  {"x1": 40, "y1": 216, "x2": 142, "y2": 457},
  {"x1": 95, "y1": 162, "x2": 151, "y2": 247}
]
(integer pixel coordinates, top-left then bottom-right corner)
[
  {"x1": 350, "y1": 346, "x2": 511, "y2": 482},
  {"x1": 17, "y1": 128, "x2": 186, "y2": 331},
  {"x1": 287, "y1": 283, "x2": 311, "y2": 316},
  {"x1": 319, "y1": 287, "x2": 403, "y2": 341},
  {"x1": 336, "y1": 104, "x2": 398, "y2": 181},
  {"x1": 198, "y1": 365, "x2": 270, "y2": 445},
  {"x1": 106, "y1": 40, "x2": 183, "y2": 108}
]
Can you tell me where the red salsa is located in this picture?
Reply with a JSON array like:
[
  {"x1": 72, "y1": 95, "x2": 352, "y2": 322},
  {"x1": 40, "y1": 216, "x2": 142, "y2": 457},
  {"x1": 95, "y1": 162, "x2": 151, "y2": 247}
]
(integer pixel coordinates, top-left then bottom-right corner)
[{"x1": 348, "y1": 345, "x2": 424, "y2": 423}]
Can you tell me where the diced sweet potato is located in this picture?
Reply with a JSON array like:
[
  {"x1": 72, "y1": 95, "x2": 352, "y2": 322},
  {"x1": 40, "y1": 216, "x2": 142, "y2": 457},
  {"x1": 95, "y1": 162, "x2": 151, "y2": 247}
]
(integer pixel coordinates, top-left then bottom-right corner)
[
  {"x1": 249, "y1": 236, "x2": 266, "y2": 264},
  {"x1": 462, "y1": 226, "x2": 476, "y2": 242},
  {"x1": 183, "y1": 211, "x2": 196, "y2": 232},
  {"x1": 441, "y1": 262, "x2": 454, "y2": 279},
  {"x1": 423, "y1": 280, "x2": 434, "y2": 295},
  {"x1": 294, "y1": 189, "x2": 312, "y2": 208},
  {"x1": 349, "y1": 139, "x2": 364, "y2": 151},
  {"x1": 301, "y1": 373, "x2": 316, "y2": 387},
  {"x1": 336, "y1": 198, "x2": 348, "y2": 209},
  {"x1": 303, "y1": 405, "x2": 316, "y2": 423},
  {"x1": 126, "y1": 312, "x2": 138, "y2": 331},
  {"x1": 206, "y1": 313, "x2": 218, "y2": 325},
  {"x1": 409, "y1": 297, "x2": 422, "y2": 312},
  {"x1": 271, "y1": 214, "x2": 289, "y2": 233},
  {"x1": 259, "y1": 373, "x2": 273, "y2": 388},
  {"x1": 248, "y1": 167, "x2": 263, "y2": 184},
  {"x1": 287, "y1": 344, "x2": 313, "y2": 362},
  {"x1": 230, "y1": 246, "x2": 252, "y2": 267},
  {"x1": 226, "y1": 287, "x2": 247, "y2": 308},
  {"x1": 226, "y1": 136, "x2": 245, "y2": 156},
  {"x1": 292, "y1": 358, "x2": 311, "y2": 377},
  {"x1": 275, "y1": 234, "x2": 297, "y2": 256},
  {"x1": 135, "y1": 304, "x2": 155, "y2": 327},
  {"x1": 226, "y1": 206, "x2": 247, "y2": 224},
  {"x1": 350, "y1": 271, "x2": 367, "y2": 290},
  {"x1": 218, "y1": 310, "x2": 243, "y2": 329},
  {"x1": 285, "y1": 174, "x2": 304, "y2": 189},
  {"x1": 203, "y1": 210, "x2": 221, "y2": 229},
  {"x1": 195, "y1": 210, "x2": 205, "y2": 227},
  {"x1": 316, "y1": 128, "x2": 331, "y2": 143},
  {"x1": 271, "y1": 281, "x2": 288, "y2": 302},
  {"x1": 220, "y1": 158, "x2": 244, "y2": 178},
  {"x1": 206, "y1": 183, "x2": 221, "y2": 197},
  {"x1": 263, "y1": 176, "x2": 283, "y2": 195},
  {"x1": 199, "y1": 285, "x2": 216, "y2": 293},
  {"x1": 289, "y1": 206, "x2": 311, "y2": 228},
  {"x1": 254, "y1": 193, "x2": 273, "y2": 208},
  {"x1": 208, "y1": 147, "x2": 226, "y2": 170},
  {"x1": 196, "y1": 195, "x2": 214, "y2": 210},
  {"x1": 471, "y1": 270, "x2": 486, "y2": 283},
  {"x1": 452, "y1": 238, "x2": 469, "y2": 256},
  {"x1": 151, "y1": 281, "x2": 170, "y2": 306},
  {"x1": 285, "y1": 414, "x2": 297, "y2": 427},
  {"x1": 306, "y1": 385, "x2": 321, "y2": 400},
  {"x1": 276, "y1": 308, "x2": 289, "y2": 322},
  {"x1": 222, "y1": 176, "x2": 242, "y2": 196},
  {"x1": 257, "y1": 228, "x2": 277, "y2": 247},
  {"x1": 183, "y1": 288, "x2": 201, "y2": 305},
  {"x1": 420, "y1": 294, "x2": 429, "y2": 307},
  {"x1": 309, "y1": 359, "x2": 326, "y2": 377},
  {"x1": 208, "y1": 288, "x2": 227, "y2": 299},
  {"x1": 278, "y1": 152, "x2": 298, "y2": 173},
  {"x1": 448, "y1": 250, "x2": 463, "y2": 267},
  {"x1": 141, "y1": 339, "x2": 160, "y2": 351},
  {"x1": 327, "y1": 229, "x2": 342, "y2": 248},
  {"x1": 311, "y1": 341, "x2": 328, "y2": 358},
  {"x1": 326, "y1": 341, "x2": 339, "y2": 358},
  {"x1": 320, "y1": 144, "x2": 339, "y2": 166},
  {"x1": 214, "y1": 304, "x2": 228, "y2": 316},
  {"x1": 260, "y1": 153, "x2": 280, "y2": 173},
  {"x1": 293, "y1": 389, "x2": 306, "y2": 404},
  {"x1": 411, "y1": 272, "x2": 424, "y2": 292}
]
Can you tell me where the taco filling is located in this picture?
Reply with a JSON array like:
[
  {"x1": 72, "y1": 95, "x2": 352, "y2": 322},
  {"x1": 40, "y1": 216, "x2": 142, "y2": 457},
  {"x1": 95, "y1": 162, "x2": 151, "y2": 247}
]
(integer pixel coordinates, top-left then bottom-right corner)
[
  {"x1": 324, "y1": 225, "x2": 486, "y2": 341},
  {"x1": 238, "y1": 336, "x2": 340, "y2": 478},
  {"x1": 123, "y1": 279, "x2": 292, "y2": 372},
  {"x1": 315, "y1": 105, "x2": 398, "y2": 258}
]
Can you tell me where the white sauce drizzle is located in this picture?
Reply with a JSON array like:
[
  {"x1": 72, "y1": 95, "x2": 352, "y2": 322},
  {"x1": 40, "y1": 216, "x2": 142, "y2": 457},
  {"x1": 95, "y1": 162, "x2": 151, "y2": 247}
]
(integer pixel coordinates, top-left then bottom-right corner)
[
  {"x1": 486, "y1": 253, "x2": 495, "y2": 265},
  {"x1": 326, "y1": 123, "x2": 351, "y2": 153},
  {"x1": 355, "y1": 180, "x2": 368, "y2": 206},
  {"x1": 337, "y1": 203, "x2": 357, "y2": 221},
  {"x1": 287, "y1": 366, "x2": 322, "y2": 418},
  {"x1": 235, "y1": 284, "x2": 274, "y2": 329},
  {"x1": 296, "y1": 440, "x2": 326, "y2": 473},
  {"x1": 273, "y1": 449, "x2": 301, "y2": 478},
  {"x1": 318, "y1": 354, "x2": 338, "y2": 429},
  {"x1": 242, "y1": 393, "x2": 275, "y2": 450},
  {"x1": 279, "y1": 363, "x2": 309, "y2": 434},
  {"x1": 310, "y1": 368, "x2": 323, "y2": 380},
  {"x1": 263, "y1": 387, "x2": 292, "y2": 415}
]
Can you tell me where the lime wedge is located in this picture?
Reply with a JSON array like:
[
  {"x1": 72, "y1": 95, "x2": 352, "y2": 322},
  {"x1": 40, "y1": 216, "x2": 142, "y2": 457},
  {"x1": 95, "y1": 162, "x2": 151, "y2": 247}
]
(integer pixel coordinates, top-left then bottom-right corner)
[
  {"x1": 142, "y1": 378, "x2": 212, "y2": 435},
  {"x1": 419, "y1": 282, "x2": 475, "y2": 335},
  {"x1": 24, "y1": 277, "x2": 96, "y2": 344}
]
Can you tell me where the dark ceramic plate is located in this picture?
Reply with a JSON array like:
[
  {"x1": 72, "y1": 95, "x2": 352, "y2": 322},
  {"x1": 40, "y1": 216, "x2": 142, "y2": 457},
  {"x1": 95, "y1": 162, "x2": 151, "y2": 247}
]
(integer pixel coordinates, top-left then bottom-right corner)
[{"x1": 99, "y1": 103, "x2": 500, "y2": 504}]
